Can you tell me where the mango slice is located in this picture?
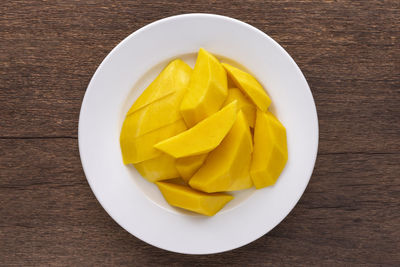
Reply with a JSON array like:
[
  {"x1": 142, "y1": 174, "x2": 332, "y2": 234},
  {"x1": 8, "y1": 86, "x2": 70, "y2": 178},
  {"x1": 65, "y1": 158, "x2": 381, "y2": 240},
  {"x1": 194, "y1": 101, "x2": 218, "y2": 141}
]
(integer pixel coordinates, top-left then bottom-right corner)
[
  {"x1": 175, "y1": 154, "x2": 208, "y2": 182},
  {"x1": 180, "y1": 48, "x2": 228, "y2": 127},
  {"x1": 128, "y1": 59, "x2": 192, "y2": 114},
  {"x1": 119, "y1": 53, "x2": 289, "y2": 216},
  {"x1": 154, "y1": 101, "x2": 238, "y2": 158},
  {"x1": 223, "y1": 88, "x2": 256, "y2": 128},
  {"x1": 120, "y1": 119, "x2": 187, "y2": 164},
  {"x1": 222, "y1": 63, "x2": 271, "y2": 112},
  {"x1": 250, "y1": 110, "x2": 288, "y2": 189},
  {"x1": 125, "y1": 83, "x2": 189, "y2": 137},
  {"x1": 156, "y1": 181, "x2": 233, "y2": 216},
  {"x1": 134, "y1": 153, "x2": 179, "y2": 182},
  {"x1": 189, "y1": 111, "x2": 253, "y2": 193}
]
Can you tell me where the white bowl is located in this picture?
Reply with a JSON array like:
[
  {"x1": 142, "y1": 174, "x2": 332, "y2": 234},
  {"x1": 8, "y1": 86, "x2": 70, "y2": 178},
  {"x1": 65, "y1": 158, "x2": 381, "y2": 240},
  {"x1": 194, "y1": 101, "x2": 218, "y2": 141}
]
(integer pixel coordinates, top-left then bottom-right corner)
[{"x1": 78, "y1": 13, "x2": 318, "y2": 254}]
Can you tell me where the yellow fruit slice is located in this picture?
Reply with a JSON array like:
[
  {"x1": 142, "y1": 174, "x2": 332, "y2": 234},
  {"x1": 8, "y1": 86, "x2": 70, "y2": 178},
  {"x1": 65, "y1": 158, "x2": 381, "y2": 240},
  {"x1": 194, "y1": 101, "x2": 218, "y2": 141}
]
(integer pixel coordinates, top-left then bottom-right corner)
[
  {"x1": 189, "y1": 111, "x2": 253, "y2": 193},
  {"x1": 154, "y1": 101, "x2": 238, "y2": 158},
  {"x1": 250, "y1": 110, "x2": 288, "y2": 188},
  {"x1": 180, "y1": 48, "x2": 228, "y2": 127},
  {"x1": 156, "y1": 181, "x2": 233, "y2": 216},
  {"x1": 120, "y1": 119, "x2": 187, "y2": 164},
  {"x1": 223, "y1": 88, "x2": 256, "y2": 127},
  {"x1": 128, "y1": 59, "x2": 192, "y2": 114},
  {"x1": 222, "y1": 63, "x2": 271, "y2": 112},
  {"x1": 134, "y1": 153, "x2": 179, "y2": 182},
  {"x1": 126, "y1": 83, "x2": 189, "y2": 137},
  {"x1": 175, "y1": 154, "x2": 208, "y2": 182}
]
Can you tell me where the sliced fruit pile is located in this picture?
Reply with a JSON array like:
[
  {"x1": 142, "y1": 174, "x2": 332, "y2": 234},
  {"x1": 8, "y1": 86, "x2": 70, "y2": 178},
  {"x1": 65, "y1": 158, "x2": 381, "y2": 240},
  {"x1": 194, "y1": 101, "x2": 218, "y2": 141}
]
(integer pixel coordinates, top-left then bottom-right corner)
[{"x1": 120, "y1": 48, "x2": 288, "y2": 216}]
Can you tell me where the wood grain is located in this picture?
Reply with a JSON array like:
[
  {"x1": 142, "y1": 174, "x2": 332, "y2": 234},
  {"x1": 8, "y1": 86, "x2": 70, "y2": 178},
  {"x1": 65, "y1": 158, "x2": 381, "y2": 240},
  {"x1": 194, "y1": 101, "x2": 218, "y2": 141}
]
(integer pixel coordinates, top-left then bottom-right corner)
[
  {"x1": 1, "y1": 139, "x2": 399, "y2": 265},
  {"x1": 0, "y1": 0, "x2": 399, "y2": 265}
]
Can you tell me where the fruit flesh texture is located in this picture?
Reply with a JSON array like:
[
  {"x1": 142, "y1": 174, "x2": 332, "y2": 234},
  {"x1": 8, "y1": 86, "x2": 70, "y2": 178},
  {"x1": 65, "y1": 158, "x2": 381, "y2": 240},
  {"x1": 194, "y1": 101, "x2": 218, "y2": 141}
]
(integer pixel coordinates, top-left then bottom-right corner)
[
  {"x1": 189, "y1": 111, "x2": 253, "y2": 193},
  {"x1": 222, "y1": 63, "x2": 271, "y2": 112},
  {"x1": 120, "y1": 119, "x2": 187, "y2": 164},
  {"x1": 180, "y1": 48, "x2": 228, "y2": 127},
  {"x1": 128, "y1": 59, "x2": 192, "y2": 113},
  {"x1": 223, "y1": 88, "x2": 256, "y2": 128},
  {"x1": 250, "y1": 110, "x2": 288, "y2": 188},
  {"x1": 124, "y1": 60, "x2": 191, "y2": 137},
  {"x1": 154, "y1": 101, "x2": 238, "y2": 158},
  {"x1": 156, "y1": 181, "x2": 233, "y2": 216},
  {"x1": 120, "y1": 60, "x2": 191, "y2": 164},
  {"x1": 134, "y1": 153, "x2": 179, "y2": 182},
  {"x1": 126, "y1": 81, "x2": 190, "y2": 137},
  {"x1": 175, "y1": 154, "x2": 208, "y2": 182}
]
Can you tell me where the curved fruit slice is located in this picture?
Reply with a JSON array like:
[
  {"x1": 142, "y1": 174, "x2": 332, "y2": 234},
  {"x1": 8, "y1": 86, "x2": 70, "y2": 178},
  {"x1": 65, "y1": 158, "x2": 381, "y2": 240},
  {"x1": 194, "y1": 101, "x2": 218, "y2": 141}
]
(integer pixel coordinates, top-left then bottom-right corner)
[
  {"x1": 120, "y1": 119, "x2": 187, "y2": 164},
  {"x1": 134, "y1": 153, "x2": 179, "y2": 182},
  {"x1": 189, "y1": 111, "x2": 253, "y2": 193},
  {"x1": 223, "y1": 88, "x2": 256, "y2": 127},
  {"x1": 180, "y1": 48, "x2": 228, "y2": 127},
  {"x1": 125, "y1": 83, "x2": 189, "y2": 137},
  {"x1": 127, "y1": 59, "x2": 192, "y2": 114},
  {"x1": 250, "y1": 110, "x2": 288, "y2": 189},
  {"x1": 175, "y1": 154, "x2": 208, "y2": 182},
  {"x1": 156, "y1": 181, "x2": 233, "y2": 216},
  {"x1": 222, "y1": 63, "x2": 271, "y2": 112},
  {"x1": 154, "y1": 101, "x2": 238, "y2": 158}
]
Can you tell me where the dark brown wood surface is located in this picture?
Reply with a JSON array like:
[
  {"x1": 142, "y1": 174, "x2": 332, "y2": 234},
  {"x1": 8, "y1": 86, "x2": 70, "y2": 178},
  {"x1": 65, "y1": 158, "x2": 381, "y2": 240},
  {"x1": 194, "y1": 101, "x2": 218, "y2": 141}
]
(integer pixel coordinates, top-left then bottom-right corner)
[{"x1": 1, "y1": 1, "x2": 399, "y2": 266}]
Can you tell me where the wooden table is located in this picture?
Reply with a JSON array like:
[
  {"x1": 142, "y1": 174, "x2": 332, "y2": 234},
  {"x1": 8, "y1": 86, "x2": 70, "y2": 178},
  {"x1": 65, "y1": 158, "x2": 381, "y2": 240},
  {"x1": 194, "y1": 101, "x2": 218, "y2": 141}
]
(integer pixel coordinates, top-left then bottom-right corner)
[{"x1": 1, "y1": 1, "x2": 399, "y2": 265}]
